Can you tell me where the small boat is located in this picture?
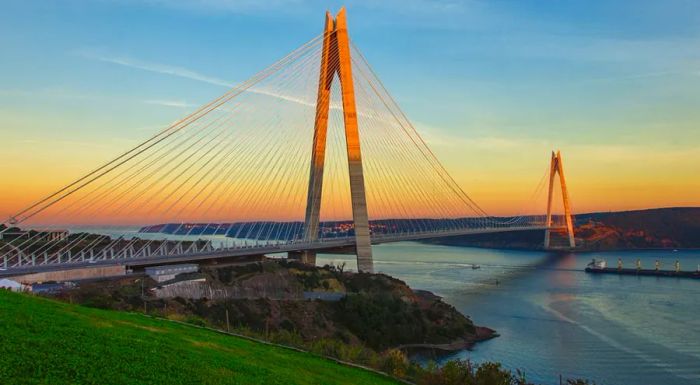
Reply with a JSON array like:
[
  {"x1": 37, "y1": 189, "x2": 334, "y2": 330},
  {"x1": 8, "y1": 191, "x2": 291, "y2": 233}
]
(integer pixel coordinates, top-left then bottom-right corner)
[{"x1": 472, "y1": 264, "x2": 481, "y2": 270}]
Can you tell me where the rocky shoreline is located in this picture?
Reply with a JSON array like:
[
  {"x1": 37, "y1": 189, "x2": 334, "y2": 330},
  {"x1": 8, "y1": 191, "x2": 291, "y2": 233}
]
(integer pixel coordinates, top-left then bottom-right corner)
[{"x1": 397, "y1": 326, "x2": 498, "y2": 352}]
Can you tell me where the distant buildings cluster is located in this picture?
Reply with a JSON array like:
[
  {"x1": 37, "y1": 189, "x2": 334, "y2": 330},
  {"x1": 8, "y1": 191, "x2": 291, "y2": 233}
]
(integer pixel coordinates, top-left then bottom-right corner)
[
  {"x1": 0, "y1": 228, "x2": 68, "y2": 242},
  {"x1": 319, "y1": 222, "x2": 391, "y2": 238}
]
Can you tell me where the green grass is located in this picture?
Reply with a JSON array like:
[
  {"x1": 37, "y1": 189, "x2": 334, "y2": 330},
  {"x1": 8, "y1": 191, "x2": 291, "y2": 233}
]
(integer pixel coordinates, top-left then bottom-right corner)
[{"x1": 0, "y1": 291, "x2": 400, "y2": 385}]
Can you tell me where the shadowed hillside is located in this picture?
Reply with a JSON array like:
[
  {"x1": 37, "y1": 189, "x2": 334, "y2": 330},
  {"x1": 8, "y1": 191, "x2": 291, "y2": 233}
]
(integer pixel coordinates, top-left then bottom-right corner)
[
  {"x1": 424, "y1": 207, "x2": 700, "y2": 251},
  {"x1": 62, "y1": 260, "x2": 492, "y2": 352},
  {"x1": 574, "y1": 207, "x2": 700, "y2": 249}
]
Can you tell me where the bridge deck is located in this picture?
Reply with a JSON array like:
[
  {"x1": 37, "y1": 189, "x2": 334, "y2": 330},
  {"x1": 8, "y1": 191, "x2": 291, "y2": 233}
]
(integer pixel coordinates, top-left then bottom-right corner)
[{"x1": 0, "y1": 226, "x2": 560, "y2": 277}]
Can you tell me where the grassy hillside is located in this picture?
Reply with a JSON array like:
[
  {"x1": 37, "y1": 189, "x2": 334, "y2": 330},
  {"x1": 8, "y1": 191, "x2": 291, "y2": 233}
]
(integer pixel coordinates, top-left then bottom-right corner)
[{"x1": 0, "y1": 291, "x2": 399, "y2": 385}]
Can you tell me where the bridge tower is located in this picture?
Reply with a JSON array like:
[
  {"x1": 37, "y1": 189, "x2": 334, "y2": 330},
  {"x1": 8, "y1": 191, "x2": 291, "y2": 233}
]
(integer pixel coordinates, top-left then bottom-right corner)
[
  {"x1": 300, "y1": 8, "x2": 374, "y2": 273},
  {"x1": 544, "y1": 150, "x2": 576, "y2": 249}
]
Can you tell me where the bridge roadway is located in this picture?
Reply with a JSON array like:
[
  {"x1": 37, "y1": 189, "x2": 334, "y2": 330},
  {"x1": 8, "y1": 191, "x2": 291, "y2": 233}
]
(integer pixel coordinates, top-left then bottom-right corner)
[{"x1": 0, "y1": 225, "x2": 559, "y2": 278}]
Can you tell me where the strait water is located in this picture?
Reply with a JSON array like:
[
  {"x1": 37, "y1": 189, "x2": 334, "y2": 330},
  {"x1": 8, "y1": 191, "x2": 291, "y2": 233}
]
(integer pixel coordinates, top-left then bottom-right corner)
[{"x1": 316, "y1": 243, "x2": 700, "y2": 385}]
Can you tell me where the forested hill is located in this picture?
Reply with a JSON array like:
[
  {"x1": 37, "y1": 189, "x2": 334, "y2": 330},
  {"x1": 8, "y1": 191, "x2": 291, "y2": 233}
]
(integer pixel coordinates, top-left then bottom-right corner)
[
  {"x1": 574, "y1": 207, "x2": 700, "y2": 249},
  {"x1": 424, "y1": 207, "x2": 700, "y2": 251}
]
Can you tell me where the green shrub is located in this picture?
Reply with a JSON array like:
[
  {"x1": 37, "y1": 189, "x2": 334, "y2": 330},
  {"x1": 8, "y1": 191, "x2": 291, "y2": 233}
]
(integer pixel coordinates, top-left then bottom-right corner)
[
  {"x1": 183, "y1": 315, "x2": 206, "y2": 327},
  {"x1": 381, "y1": 349, "x2": 409, "y2": 378}
]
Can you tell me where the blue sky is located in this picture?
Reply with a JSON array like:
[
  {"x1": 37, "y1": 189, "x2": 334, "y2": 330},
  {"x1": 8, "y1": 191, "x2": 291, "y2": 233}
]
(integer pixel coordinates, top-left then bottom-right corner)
[{"x1": 1, "y1": 0, "x2": 699, "y2": 214}]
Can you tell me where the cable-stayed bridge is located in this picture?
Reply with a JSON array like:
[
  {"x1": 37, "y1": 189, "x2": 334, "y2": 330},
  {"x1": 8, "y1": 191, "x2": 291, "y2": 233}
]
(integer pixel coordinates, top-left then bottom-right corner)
[{"x1": 0, "y1": 9, "x2": 575, "y2": 277}]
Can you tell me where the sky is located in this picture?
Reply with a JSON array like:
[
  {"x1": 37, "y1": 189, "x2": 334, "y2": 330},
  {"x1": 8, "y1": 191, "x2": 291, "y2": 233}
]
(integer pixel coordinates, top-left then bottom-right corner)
[{"x1": 1, "y1": 0, "x2": 699, "y2": 219}]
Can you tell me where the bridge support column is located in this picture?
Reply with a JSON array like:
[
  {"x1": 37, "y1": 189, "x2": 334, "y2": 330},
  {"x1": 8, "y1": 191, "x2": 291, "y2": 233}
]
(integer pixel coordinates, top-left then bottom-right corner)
[
  {"x1": 302, "y1": 8, "x2": 373, "y2": 273},
  {"x1": 544, "y1": 150, "x2": 576, "y2": 249},
  {"x1": 288, "y1": 250, "x2": 317, "y2": 266}
]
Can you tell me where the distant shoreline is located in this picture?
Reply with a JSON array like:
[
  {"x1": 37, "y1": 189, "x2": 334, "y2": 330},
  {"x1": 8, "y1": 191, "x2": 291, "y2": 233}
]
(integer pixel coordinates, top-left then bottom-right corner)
[{"x1": 418, "y1": 243, "x2": 700, "y2": 253}]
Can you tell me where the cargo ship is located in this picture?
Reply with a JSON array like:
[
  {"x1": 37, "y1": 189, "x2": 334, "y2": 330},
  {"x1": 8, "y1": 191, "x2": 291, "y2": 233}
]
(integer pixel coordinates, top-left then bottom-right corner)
[{"x1": 585, "y1": 258, "x2": 700, "y2": 279}]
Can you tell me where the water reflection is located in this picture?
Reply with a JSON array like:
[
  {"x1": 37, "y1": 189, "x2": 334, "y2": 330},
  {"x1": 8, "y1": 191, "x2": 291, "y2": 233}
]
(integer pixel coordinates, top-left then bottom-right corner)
[{"x1": 317, "y1": 243, "x2": 700, "y2": 385}]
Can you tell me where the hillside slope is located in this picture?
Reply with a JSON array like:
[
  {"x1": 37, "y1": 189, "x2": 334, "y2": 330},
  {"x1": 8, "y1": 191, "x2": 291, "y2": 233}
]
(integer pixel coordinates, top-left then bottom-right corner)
[
  {"x1": 575, "y1": 207, "x2": 700, "y2": 249},
  {"x1": 424, "y1": 207, "x2": 700, "y2": 250},
  {"x1": 0, "y1": 291, "x2": 399, "y2": 385},
  {"x1": 65, "y1": 261, "x2": 488, "y2": 352}
]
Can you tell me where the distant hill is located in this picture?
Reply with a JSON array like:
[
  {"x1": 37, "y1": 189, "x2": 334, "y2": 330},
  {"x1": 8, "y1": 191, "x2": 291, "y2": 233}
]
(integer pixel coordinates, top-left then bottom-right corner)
[
  {"x1": 574, "y1": 207, "x2": 700, "y2": 250},
  {"x1": 424, "y1": 207, "x2": 700, "y2": 251},
  {"x1": 0, "y1": 290, "x2": 400, "y2": 385}
]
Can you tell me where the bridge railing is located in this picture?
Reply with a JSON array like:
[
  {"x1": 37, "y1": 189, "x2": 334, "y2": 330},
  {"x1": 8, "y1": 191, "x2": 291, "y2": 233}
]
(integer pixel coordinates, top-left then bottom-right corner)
[{"x1": 1, "y1": 219, "x2": 557, "y2": 271}]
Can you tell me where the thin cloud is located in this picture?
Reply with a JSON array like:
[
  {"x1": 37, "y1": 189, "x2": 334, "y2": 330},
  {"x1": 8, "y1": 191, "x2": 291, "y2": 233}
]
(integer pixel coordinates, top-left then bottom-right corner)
[
  {"x1": 143, "y1": 99, "x2": 197, "y2": 108},
  {"x1": 78, "y1": 49, "x2": 305, "y2": 102},
  {"x1": 135, "y1": 0, "x2": 305, "y2": 14},
  {"x1": 0, "y1": 87, "x2": 98, "y2": 100},
  {"x1": 415, "y1": 121, "x2": 546, "y2": 151},
  {"x1": 79, "y1": 49, "x2": 402, "y2": 126},
  {"x1": 78, "y1": 50, "x2": 234, "y2": 88},
  {"x1": 580, "y1": 70, "x2": 693, "y2": 84}
]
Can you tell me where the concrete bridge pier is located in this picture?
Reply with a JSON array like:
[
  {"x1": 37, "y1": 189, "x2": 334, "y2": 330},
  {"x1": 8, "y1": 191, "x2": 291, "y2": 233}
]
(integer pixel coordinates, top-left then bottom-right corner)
[{"x1": 287, "y1": 251, "x2": 317, "y2": 266}]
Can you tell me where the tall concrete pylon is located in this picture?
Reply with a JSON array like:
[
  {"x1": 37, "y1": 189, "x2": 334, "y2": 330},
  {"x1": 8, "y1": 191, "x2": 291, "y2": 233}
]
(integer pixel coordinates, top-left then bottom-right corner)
[
  {"x1": 544, "y1": 150, "x2": 576, "y2": 249},
  {"x1": 301, "y1": 8, "x2": 374, "y2": 273}
]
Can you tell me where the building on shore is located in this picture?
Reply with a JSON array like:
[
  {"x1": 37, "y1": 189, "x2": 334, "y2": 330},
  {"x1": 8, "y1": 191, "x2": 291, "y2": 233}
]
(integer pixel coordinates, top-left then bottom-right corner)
[
  {"x1": 145, "y1": 264, "x2": 199, "y2": 282},
  {"x1": 0, "y1": 278, "x2": 24, "y2": 292}
]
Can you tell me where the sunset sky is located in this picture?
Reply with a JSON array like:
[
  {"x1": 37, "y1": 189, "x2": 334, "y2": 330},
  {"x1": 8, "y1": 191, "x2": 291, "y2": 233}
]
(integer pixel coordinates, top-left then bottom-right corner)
[{"x1": 1, "y1": 0, "x2": 699, "y2": 219}]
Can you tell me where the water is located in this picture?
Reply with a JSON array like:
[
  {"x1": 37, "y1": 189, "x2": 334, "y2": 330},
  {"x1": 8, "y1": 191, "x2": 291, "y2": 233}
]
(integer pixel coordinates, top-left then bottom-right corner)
[
  {"x1": 316, "y1": 243, "x2": 700, "y2": 385},
  {"x1": 64, "y1": 226, "x2": 259, "y2": 248}
]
